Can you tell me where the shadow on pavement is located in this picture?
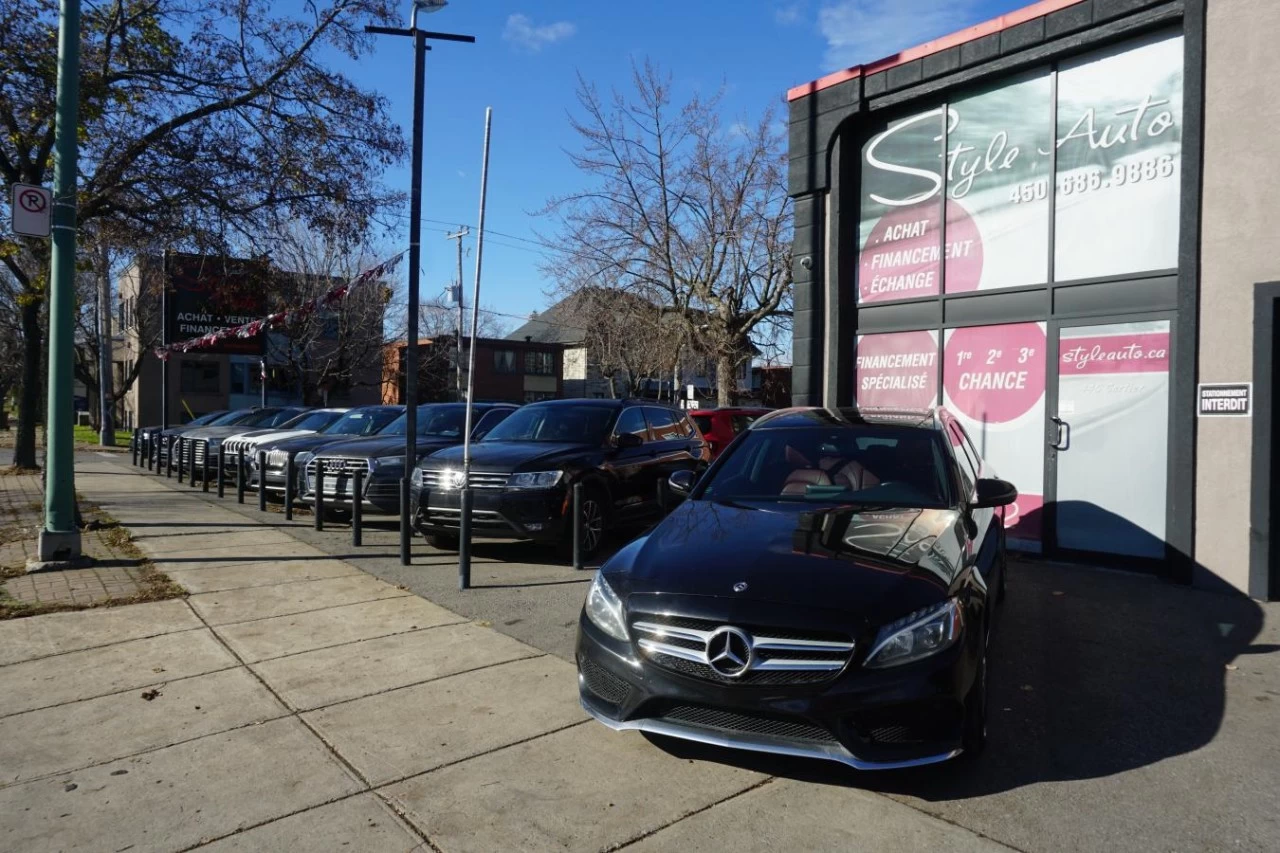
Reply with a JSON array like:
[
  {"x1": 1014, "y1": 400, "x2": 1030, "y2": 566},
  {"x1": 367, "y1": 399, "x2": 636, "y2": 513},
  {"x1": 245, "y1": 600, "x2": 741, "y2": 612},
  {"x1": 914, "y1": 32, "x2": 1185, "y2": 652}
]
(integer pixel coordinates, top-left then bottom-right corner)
[{"x1": 644, "y1": 557, "x2": 1267, "y2": 799}]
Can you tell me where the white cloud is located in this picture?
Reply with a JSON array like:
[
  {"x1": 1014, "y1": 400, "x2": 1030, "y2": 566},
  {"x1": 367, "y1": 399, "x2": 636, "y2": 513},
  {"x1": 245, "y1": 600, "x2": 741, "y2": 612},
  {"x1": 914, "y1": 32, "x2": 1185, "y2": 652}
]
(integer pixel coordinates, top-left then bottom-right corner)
[
  {"x1": 775, "y1": 3, "x2": 805, "y2": 26},
  {"x1": 818, "y1": 0, "x2": 981, "y2": 70},
  {"x1": 502, "y1": 13, "x2": 576, "y2": 52}
]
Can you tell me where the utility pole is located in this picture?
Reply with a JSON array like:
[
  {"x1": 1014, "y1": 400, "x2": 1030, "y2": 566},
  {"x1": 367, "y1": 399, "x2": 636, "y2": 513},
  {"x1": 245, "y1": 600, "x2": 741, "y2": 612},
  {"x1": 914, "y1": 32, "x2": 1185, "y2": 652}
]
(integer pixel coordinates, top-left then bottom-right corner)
[
  {"x1": 98, "y1": 242, "x2": 115, "y2": 445},
  {"x1": 446, "y1": 226, "x2": 469, "y2": 401},
  {"x1": 38, "y1": 0, "x2": 83, "y2": 563}
]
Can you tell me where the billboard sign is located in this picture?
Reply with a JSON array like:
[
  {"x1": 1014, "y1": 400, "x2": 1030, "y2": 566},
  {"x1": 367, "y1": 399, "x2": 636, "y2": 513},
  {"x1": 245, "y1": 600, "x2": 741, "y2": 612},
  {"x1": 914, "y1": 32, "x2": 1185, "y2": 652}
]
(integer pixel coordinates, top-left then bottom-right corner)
[{"x1": 164, "y1": 254, "x2": 269, "y2": 355}]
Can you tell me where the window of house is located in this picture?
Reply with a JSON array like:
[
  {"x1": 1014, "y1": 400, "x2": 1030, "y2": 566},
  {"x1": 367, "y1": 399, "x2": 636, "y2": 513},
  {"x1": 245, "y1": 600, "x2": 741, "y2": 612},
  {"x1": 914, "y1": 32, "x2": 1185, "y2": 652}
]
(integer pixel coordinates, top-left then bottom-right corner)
[
  {"x1": 493, "y1": 350, "x2": 517, "y2": 374},
  {"x1": 524, "y1": 350, "x2": 554, "y2": 375},
  {"x1": 180, "y1": 360, "x2": 221, "y2": 394}
]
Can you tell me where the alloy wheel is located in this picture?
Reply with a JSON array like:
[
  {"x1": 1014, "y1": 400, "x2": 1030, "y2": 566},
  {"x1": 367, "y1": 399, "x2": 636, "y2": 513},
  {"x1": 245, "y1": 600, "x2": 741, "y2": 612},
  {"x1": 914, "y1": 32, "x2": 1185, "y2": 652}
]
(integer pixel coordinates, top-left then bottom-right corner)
[{"x1": 581, "y1": 498, "x2": 605, "y2": 553}]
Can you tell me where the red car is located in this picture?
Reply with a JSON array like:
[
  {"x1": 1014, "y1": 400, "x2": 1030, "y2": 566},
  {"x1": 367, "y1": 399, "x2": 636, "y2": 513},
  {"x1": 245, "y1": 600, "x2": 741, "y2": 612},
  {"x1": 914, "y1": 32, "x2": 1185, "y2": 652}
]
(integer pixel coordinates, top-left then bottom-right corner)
[{"x1": 689, "y1": 407, "x2": 770, "y2": 459}]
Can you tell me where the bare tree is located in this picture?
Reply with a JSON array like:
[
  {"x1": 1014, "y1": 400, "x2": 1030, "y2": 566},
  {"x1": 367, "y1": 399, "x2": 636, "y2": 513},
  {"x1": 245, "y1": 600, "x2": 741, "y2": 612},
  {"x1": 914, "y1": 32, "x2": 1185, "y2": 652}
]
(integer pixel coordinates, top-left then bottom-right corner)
[
  {"x1": 562, "y1": 287, "x2": 682, "y2": 399},
  {"x1": 541, "y1": 60, "x2": 793, "y2": 406},
  {"x1": 0, "y1": 0, "x2": 406, "y2": 467}
]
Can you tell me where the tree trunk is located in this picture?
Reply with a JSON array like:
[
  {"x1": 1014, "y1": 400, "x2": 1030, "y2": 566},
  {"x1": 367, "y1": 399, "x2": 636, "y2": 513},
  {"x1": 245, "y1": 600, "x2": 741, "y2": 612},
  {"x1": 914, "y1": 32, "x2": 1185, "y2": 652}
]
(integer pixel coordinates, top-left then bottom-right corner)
[
  {"x1": 716, "y1": 352, "x2": 736, "y2": 408},
  {"x1": 14, "y1": 299, "x2": 43, "y2": 468}
]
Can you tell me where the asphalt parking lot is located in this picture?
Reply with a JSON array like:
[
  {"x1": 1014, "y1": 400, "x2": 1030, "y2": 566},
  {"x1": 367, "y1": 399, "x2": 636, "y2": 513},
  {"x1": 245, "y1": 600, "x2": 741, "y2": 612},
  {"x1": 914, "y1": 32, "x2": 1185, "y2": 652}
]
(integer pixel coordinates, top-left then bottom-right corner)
[{"x1": 4, "y1": 451, "x2": 1278, "y2": 852}]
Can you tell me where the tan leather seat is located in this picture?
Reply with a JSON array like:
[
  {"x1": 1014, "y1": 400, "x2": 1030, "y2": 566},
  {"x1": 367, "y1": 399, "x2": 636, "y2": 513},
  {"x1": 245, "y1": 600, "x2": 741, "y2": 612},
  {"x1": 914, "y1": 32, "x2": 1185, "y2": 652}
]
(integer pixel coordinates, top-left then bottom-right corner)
[
  {"x1": 782, "y1": 468, "x2": 832, "y2": 495},
  {"x1": 833, "y1": 459, "x2": 880, "y2": 491}
]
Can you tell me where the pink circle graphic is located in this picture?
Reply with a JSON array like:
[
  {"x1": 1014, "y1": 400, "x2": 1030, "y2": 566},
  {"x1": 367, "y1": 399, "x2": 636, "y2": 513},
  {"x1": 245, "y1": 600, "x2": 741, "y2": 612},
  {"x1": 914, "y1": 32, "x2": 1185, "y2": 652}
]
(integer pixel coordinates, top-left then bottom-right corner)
[
  {"x1": 943, "y1": 323, "x2": 1046, "y2": 424},
  {"x1": 859, "y1": 200, "x2": 983, "y2": 302}
]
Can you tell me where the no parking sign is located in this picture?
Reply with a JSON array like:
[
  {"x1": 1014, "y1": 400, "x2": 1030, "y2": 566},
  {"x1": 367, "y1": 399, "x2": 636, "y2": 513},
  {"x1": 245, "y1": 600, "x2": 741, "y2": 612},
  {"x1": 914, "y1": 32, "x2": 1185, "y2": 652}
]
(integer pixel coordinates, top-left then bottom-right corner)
[{"x1": 10, "y1": 183, "x2": 51, "y2": 238}]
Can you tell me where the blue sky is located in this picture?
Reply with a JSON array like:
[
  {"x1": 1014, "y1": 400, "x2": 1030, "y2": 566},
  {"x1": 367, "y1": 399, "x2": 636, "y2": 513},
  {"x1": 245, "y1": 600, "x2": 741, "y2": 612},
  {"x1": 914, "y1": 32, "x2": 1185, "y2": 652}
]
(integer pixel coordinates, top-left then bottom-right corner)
[{"x1": 345, "y1": 0, "x2": 1017, "y2": 334}]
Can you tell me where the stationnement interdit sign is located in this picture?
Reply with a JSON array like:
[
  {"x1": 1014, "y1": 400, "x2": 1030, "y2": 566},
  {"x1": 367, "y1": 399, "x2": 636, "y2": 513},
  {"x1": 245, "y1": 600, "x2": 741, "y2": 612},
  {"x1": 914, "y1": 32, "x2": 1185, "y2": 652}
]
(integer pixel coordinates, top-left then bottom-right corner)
[{"x1": 1197, "y1": 382, "x2": 1251, "y2": 417}]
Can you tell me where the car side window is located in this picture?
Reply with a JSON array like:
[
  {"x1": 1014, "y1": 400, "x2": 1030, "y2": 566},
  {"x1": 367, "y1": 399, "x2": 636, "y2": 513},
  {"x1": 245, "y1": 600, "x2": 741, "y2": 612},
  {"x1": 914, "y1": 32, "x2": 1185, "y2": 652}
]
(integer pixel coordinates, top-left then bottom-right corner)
[
  {"x1": 691, "y1": 415, "x2": 712, "y2": 435},
  {"x1": 947, "y1": 424, "x2": 978, "y2": 496},
  {"x1": 613, "y1": 407, "x2": 650, "y2": 443},
  {"x1": 730, "y1": 414, "x2": 757, "y2": 435},
  {"x1": 471, "y1": 408, "x2": 511, "y2": 439},
  {"x1": 643, "y1": 407, "x2": 682, "y2": 441}
]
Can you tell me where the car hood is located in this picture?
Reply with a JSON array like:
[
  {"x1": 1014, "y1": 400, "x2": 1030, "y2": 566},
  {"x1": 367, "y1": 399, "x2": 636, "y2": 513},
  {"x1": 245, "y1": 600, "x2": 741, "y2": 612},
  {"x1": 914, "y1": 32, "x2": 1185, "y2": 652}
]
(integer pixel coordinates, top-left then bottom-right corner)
[
  {"x1": 232, "y1": 428, "x2": 315, "y2": 446},
  {"x1": 259, "y1": 432, "x2": 368, "y2": 454},
  {"x1": 180, "y1": 426, "x2": 257, "y2": 441},
  {"x1": 611, "y1": 500, "x2": 968, "y2": 624},
  {"x1": 425, "y1": 441, "x2": 593, "y2": 472},
  {"x1": 314, "y1": 435, "x2": 462, "y2": 460}
]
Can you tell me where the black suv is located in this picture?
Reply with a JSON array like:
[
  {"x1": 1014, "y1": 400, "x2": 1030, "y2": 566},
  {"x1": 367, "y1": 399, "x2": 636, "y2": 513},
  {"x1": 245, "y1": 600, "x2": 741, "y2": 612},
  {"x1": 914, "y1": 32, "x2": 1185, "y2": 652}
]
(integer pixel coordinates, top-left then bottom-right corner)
[
  {"x1": 251, "y1": 405, "x2": 405, "y2": 494},
  {"x1": 304, "y1": 403, "x2": 516, "y2": 515},
  {"x1": 411, "y1": 399, "x2": 708, "y2": 556}
]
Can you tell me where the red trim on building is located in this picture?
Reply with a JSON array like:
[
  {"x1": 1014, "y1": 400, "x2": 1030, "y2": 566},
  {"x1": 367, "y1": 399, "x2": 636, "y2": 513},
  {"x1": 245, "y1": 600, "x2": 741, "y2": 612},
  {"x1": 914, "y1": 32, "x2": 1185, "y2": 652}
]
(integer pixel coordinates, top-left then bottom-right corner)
[{"x1": 786, "y1": 0, "x2": 1087, "y2": 101}]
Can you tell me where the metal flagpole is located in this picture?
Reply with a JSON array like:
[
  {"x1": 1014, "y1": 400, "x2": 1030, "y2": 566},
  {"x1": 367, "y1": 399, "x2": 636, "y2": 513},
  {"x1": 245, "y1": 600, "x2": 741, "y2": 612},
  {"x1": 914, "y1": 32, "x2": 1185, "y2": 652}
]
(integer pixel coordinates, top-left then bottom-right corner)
[{"x1": 459, "y1": 108, "x2": 492, "y2": 591}]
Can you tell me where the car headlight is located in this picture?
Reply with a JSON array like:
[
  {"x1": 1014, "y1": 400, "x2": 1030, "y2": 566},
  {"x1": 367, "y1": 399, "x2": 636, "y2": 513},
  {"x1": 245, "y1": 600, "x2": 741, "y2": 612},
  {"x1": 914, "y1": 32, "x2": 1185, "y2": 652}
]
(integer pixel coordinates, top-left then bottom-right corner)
[
  {"x1": 864, "y1": 599, "x2": 962, "y2": 669},
  {"x1": 506, "y1": 470, "x2": 564, "y2": 490},
  {"x1": 410, "y1": 467, "x2": 424, "y2": 488},
  {"x1": 373, "y1": 455, "x2": 404, "y2": 470},
  {"x1": 207, "y1": 438, "x2": 222, "y2": 449},
  {"x1": 584, "y1": 572, "x2": 629, "y2": 641},
  {"x1": 295, "y1": 451, "x2": 315, "y2": 468}
]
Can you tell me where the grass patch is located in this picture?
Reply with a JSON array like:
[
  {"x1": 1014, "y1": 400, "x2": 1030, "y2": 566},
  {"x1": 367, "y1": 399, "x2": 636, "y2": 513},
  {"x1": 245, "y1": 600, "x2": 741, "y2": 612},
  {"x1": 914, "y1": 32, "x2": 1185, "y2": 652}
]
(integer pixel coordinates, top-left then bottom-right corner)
[{"x1": 72, "y1": 425, "x2": 133, "y2": 446}]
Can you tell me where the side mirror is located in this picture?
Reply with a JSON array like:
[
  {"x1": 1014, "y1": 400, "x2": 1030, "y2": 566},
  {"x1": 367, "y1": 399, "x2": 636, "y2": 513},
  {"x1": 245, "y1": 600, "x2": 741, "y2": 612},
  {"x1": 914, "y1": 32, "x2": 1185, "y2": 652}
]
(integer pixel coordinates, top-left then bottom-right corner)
[
  {"x1": 614, "y1": 432, "x2": 644, "y2": 450},
  {"x1": 973, "y1": 478, "x2": 1018, "y2": 509},
  {"x1": 668, "y1": 469, "x2": 697, "y2": 496}
]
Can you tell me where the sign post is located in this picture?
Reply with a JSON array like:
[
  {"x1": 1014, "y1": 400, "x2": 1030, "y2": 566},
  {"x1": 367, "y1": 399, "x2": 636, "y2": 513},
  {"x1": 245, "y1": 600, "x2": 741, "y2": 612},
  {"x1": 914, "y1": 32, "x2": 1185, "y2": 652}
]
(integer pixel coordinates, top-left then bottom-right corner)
[{"x1": 10, "y1": 184, "x2": 52, "y2": 238}]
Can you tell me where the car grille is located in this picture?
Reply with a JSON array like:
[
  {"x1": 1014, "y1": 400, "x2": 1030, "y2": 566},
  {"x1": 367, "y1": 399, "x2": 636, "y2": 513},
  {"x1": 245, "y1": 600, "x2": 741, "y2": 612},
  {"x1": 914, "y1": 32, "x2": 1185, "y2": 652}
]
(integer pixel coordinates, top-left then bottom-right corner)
[
  {"x1": 630, "y1": 614, "x2": 854, "y2": 686},
  {"x1": 655, "y1": 704, "x2": 837, "y2": 745},
  {"x1": 579, "y1": 657, "x2": 631, "y2": 706},
  {"x1": 223, "y1": 438, "x2": 255, "y2": 458},
  {"x1": 418, "y1": 469, "x2": 509, "y2": 490},
  {"x1": 305, "y1": 457, "x2": 371, "y2": 497},
  {"x1": 266, "y1": 450, "x2": 291, "y2": 469}
]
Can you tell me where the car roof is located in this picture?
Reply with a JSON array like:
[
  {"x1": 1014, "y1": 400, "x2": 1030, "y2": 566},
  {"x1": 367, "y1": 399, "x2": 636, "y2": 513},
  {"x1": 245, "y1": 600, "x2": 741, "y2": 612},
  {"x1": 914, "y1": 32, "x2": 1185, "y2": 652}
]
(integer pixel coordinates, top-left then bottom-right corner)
[
  {"x1": 750, "y1": 406, "x2": 942, "y2": 431},
  {"x1": 521, "y1": 398, "x2": 685, "y2": 411},
  {"x1": 689, "y1": 407, "x2": 770, "y2": 416}
]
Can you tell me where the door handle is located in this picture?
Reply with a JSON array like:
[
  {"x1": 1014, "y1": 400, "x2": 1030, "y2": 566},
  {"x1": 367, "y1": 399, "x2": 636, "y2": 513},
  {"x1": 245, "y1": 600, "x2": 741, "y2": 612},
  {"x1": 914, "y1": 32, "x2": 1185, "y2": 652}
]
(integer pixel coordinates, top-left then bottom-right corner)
[{"x1": 1050, "y1": 416, "x2": 1071, "y2": 451}]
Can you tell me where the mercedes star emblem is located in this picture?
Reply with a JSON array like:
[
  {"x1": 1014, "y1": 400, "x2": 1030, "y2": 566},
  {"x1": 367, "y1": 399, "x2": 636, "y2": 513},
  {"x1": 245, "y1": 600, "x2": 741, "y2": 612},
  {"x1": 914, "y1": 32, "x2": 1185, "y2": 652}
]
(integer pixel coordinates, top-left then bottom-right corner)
[
  {"x1": 733, "y1": 582, "x2": 748, "y2": 593},
  {"x1": 706, "y1": 626, "x2": 753, "y2": 678}
]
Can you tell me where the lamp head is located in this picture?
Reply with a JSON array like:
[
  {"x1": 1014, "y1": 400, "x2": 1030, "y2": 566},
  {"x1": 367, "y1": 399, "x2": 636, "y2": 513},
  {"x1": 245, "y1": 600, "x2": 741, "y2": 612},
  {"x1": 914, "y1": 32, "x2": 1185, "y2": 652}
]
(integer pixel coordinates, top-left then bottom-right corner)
[{"x1": 410, "y1": 0, "x2": 447, "y2": 28}]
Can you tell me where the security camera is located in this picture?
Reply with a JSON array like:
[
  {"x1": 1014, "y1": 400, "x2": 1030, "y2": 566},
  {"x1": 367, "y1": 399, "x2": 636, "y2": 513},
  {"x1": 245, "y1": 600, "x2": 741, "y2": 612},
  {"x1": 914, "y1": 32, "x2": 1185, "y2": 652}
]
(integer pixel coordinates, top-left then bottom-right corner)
[{"x1": 800, "y1": 256, "x2": 813, "y2": 271}]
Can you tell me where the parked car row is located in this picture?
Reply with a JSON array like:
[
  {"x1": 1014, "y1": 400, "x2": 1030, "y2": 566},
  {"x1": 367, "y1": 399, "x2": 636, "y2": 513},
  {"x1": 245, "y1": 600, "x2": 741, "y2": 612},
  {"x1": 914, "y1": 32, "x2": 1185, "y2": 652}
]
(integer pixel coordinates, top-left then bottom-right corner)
[{"x1": 134, "y1": 399, "x2": 1020, "y2": 774}]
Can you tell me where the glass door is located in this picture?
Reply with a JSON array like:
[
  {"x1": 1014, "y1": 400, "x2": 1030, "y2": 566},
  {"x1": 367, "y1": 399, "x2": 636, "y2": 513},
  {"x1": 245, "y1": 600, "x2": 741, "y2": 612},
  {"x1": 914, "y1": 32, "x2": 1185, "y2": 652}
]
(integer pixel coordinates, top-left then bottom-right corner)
[{"x1": 1046, "y1": 317, "x2": 1172, "y2": 561}]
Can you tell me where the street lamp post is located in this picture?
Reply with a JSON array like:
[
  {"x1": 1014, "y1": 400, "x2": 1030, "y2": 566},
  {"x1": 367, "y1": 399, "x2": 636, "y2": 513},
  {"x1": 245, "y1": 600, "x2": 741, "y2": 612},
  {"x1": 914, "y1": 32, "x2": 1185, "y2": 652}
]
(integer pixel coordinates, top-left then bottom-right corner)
[{"x1": 366, "y1": 1, "x2": 474, "y2": 566}]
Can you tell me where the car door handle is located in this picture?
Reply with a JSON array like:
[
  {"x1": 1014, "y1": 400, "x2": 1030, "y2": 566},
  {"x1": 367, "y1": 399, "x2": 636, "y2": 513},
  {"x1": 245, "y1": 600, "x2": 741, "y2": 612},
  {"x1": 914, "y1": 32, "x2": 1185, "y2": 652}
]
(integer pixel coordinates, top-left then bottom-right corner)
[{"x1": 1050, "y1": 416, "x2": 1071, "y2": 451}]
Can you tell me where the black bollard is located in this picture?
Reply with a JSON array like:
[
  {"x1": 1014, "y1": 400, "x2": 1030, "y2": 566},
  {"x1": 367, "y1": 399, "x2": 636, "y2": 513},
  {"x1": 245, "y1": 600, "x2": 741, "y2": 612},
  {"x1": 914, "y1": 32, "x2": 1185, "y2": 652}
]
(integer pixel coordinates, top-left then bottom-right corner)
[
  {"x1": 572, "y1": 482, "x2": 584, "y2": 571},
  {"x1": 458, "y1": 487, "x2": 473, "y2": 590},
  {"x1": 352, "y1": 470, "x2": 363, "y2": 546},
  {"x1": 146, "y1": 435, "x2": 154, "y2": 472},
  {"x1": 131, "y1": 430, "x2": 139, "y2": 466},
  {"x1": 201, "y1": 441, "x2": 210, "y2": 492},
  {"x1": 177, "y1": 438, "x2": 186, "y2": 484},
  {"x1": 314, "y1": 469, "x2": 325, "y2": 531},
  {"x1": 165, "y1": 437, "x2": 173, "y2": 478},
  {"x1": 656, "y1": 478, "x2": 666, "y2": 514},
  {"x1": 236, "y1": 450, "x2": 246, "y2": 504},
  {"x1": 189, "y1": 440, "x2": 199, "y2": 488},
  {"x1": 216, "y1": 447, "x2": 225, "y2": 499},
  {"x1": 257, "y1": 451, "x2": 267, "y2": 511},
  {"x1": 284, "y1": 454, "x2": 295, "y2": 521},
  {"x1": 399, "y1": 478, "x2": 411, "y2": 565}
]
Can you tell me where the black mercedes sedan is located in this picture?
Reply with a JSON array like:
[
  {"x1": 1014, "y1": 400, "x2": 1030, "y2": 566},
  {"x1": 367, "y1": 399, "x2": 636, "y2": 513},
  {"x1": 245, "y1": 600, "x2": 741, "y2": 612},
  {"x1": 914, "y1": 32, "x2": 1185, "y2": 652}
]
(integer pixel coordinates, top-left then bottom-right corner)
[
  {"x1": 303, "y1": 403, "x2": 516, "y2": 515},
  {"x1": 576, "y1": 406, "x2": 1017, "y2": 770}
]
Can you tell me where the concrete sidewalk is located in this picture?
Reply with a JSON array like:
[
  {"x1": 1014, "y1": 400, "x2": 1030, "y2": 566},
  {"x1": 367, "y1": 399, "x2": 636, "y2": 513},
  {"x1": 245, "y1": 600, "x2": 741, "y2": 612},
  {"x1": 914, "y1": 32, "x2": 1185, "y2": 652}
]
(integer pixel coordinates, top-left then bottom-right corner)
[{"x1": 0, "y1": 456, "x2": 1013, "y2": 852}]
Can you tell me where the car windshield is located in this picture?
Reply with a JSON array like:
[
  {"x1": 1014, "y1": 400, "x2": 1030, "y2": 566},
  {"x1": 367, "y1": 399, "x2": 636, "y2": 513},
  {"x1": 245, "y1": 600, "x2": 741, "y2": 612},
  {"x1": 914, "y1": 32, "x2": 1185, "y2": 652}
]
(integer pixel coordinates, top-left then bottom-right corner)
[
  {"x1": 699, "y1": 425, "x2": 952, "y2": 508},
  {"x1": 237, "y1": 409, "x2": 292, "y2": 428},
  {"x1": 210, "y1": 410, "x2": 255, "y2": 426},
  {"x1": 185, "y1": 411, "x2": 224, "y2": 426},
  {"x1": 325, "y1": 408, "x2": 402, "y2": 436},
  {"x1": 380, "y1": 406, "x2": 468, "y2": 438},
  {"x1": 481, "y1": 405, "x2": 615, "y2": 443},
  {"x1": 280, "y1": 410, "x2": 343, "y2": 431}
]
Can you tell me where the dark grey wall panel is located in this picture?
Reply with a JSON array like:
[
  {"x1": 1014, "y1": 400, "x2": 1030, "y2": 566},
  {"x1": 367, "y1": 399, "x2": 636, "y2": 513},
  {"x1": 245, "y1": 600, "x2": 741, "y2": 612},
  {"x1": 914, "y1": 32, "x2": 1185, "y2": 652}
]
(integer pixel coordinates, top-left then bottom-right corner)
[
  {"x1": 857, "y1": 300, "x2": 944, "y2": 333},
  {"x1": 1052, "y1": 276, "x2": 1178, "y2": 316},
  {"x1": 945, "y1": 289, "x2": 1049, "y2": 326}
]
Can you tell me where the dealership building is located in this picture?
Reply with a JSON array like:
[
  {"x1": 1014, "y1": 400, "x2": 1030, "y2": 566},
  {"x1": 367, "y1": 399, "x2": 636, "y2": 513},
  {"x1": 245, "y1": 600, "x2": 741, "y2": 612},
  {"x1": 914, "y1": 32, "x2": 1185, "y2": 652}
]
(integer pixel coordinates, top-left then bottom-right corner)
[{"x1": 786, "y1": 0, "x2": 1277, "y2": 598}]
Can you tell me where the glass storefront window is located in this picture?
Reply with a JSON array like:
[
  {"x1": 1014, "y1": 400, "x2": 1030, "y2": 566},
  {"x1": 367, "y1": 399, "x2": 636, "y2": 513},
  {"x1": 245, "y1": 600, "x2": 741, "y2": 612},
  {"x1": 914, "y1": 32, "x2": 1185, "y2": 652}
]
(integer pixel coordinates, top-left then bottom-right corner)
[{"x1": 1053, "y1": 32, "x2": 1184, "y2": 281}]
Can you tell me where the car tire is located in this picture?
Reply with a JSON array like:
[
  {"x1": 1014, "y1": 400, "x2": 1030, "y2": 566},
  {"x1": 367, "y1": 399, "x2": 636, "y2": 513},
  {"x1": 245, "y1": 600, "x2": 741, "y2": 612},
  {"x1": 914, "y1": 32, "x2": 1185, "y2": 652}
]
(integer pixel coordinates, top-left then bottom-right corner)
[
  {"x1": 427, "y1": 533, "x2": 459, "y2": 552},
  {"x1": 960, "y1": 650, "x2": 989, "y2": 760},
  {"x1": 557, "y1": 484, "x2": 609, "y2": 561}
]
